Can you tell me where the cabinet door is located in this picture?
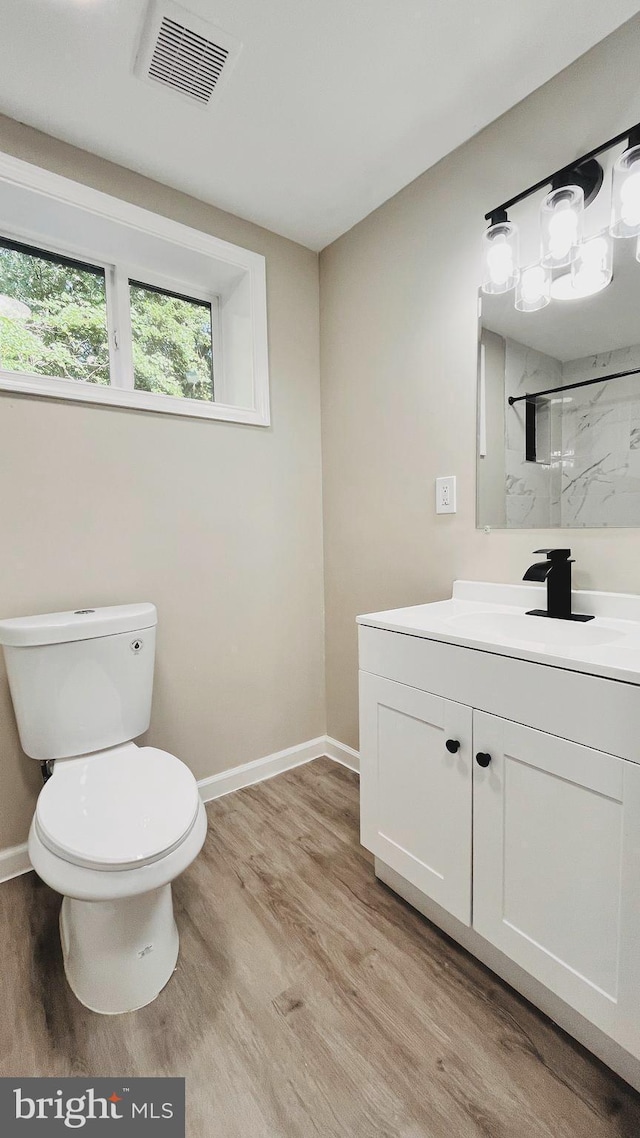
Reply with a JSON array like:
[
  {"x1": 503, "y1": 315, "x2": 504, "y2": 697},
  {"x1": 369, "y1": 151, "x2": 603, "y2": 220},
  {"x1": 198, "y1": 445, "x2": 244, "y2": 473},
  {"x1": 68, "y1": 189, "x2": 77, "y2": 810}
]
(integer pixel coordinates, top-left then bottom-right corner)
[
  {"x1": 473, "y1": 710, "x2": 640, "y2": 1053},
  {"x1": 359, "y1": 672, "x2": 472, "y2": 925}
]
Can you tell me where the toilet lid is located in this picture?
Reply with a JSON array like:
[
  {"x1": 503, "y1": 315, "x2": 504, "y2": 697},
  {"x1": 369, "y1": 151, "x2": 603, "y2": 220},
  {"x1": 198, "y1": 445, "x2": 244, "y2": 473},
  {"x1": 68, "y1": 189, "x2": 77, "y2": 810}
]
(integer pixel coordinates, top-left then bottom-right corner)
[{"x1": 35, "y1": 744, "x2": 201, "y2": 871}]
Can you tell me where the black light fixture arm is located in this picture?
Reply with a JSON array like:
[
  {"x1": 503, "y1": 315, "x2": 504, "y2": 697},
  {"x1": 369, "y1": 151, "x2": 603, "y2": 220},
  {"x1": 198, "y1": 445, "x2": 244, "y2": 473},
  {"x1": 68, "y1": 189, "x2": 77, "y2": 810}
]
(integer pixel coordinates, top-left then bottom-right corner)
[{"x1": 485, "y1": 122, "x2": 640, "y2": 225}]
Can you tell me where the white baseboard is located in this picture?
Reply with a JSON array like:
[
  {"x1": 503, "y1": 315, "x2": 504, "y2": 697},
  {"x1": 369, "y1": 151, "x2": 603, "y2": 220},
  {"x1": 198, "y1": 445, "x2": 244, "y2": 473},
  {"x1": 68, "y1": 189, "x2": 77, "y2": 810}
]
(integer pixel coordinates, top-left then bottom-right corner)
[
  {"x1": 0, "y1": 736, "x2": 360, "y2": 883},
  {"x1": 198, "y1": 736, "x2": 325, "y2": 802},
  {"x1": 0, "y1": 842, "x2": 31, "y2": 884},
  {"x1": 323, "y1": 736, "x2": 360, "y2": 773},
  {"x1": 198, "y1": 734, "x2": 359, "y2": 802}
]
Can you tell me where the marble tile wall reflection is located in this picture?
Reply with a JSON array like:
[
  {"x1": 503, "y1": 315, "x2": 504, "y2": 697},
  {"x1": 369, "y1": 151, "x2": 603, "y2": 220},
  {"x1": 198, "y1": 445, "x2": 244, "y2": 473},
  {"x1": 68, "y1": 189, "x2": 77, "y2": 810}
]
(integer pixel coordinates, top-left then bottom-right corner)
[
  {"x1": 504, "y1": 339, "x2": 560, "y2": 528},
  {"x1": 559, "y1": 343, "x2": 640, "y2": 527},
  {"x1": 504, "y1": 339, "x2": 640, "y2": 528}
]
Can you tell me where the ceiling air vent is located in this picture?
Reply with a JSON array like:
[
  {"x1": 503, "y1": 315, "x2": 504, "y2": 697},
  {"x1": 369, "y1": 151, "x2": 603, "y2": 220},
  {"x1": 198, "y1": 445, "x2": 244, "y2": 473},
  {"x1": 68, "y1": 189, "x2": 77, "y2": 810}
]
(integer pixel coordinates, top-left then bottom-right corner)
[{"x1": 135, "y1": 1, "x2": 241, "y2": 108}]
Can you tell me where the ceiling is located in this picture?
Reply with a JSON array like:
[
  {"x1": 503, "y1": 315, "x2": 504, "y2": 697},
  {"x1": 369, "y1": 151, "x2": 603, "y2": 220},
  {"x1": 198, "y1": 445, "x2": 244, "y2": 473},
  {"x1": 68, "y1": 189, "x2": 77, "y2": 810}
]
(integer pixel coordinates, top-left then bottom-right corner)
[{"x1": 0, "y1": 0, "x2": 639, "y2": 250}]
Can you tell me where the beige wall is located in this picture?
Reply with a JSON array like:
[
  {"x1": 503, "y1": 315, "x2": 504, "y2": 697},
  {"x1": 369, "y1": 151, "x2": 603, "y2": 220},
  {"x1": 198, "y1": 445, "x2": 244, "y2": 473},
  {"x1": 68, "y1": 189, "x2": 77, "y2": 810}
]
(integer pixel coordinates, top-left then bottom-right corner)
[
  {"x1": 0, "y1": 116, "x2": 325, "y2": 849},
  {"x1": 320, "y1": 15, "x2": 640, "y2": 748}
]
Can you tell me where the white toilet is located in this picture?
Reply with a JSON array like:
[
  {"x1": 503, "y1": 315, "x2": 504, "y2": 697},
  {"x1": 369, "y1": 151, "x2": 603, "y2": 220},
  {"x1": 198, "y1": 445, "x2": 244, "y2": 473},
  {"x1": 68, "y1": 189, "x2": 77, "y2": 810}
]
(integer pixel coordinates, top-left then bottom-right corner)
[{"x1": 0, "y1": 603, "x2": 207, "y2": 1015}]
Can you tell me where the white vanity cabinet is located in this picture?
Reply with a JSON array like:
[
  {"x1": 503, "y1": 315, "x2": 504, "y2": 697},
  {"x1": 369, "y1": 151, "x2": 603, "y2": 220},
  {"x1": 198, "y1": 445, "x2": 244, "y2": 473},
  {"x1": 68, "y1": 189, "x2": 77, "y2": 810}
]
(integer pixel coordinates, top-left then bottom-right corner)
[
  {"x1": 358, "y1": 581, "x2": 640, "y2": 1089},
  {"x1": 359, "y1": 674, "x2": 472, "y2": 924},
  {"x1": 473, "y1": 712, "x2": 640, "y2": 1053}
]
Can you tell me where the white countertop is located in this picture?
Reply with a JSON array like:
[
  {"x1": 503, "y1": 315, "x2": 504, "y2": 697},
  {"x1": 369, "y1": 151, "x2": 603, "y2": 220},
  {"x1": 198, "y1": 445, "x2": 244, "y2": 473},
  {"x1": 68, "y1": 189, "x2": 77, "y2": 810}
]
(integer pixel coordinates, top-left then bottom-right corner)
[{"x1": 357, "y1": 581, "x2": 640, "y2": 687}]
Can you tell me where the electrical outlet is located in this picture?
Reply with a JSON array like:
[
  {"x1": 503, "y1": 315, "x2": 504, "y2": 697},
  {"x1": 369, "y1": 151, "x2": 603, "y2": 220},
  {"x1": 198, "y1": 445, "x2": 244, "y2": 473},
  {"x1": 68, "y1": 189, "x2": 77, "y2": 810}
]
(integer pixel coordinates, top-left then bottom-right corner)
[{"x1": 436, "y1": 475, "x2": 456, "y2": 514}]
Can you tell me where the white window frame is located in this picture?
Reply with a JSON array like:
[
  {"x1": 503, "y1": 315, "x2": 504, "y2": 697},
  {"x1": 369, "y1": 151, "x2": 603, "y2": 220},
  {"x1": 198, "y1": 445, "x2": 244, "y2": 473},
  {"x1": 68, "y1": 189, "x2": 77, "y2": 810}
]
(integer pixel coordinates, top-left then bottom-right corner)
[{"x1": 0, "y1": 153, "x2": 270, "y2": 425}]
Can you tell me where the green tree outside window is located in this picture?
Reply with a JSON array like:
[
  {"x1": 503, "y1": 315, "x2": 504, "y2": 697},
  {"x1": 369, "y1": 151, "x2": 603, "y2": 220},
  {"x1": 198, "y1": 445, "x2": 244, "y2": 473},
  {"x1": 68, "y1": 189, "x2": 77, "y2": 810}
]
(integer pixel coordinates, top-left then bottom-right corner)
[{"x1": 0, "y1": 244, "x2": 215, "y2": 401}]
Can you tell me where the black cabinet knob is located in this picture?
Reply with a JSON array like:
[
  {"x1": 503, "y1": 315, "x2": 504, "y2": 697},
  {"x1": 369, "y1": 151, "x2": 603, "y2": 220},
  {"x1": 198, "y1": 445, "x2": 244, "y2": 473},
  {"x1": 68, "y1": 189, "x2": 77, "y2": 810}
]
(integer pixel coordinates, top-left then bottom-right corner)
[
  {"x1": 475, "y1": 752, "x2": 492, "y2": 768},
  {"x1": 445, "y1": 739, "x2": 461, "y2": 754}
]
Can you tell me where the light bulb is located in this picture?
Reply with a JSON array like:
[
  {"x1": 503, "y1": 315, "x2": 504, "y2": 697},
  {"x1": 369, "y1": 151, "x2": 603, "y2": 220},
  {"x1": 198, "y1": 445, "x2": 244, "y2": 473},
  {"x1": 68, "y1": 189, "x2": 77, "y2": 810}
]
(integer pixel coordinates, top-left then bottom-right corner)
[
  {"x1": 551, "y1": 232, "x2": 612, "y2": 300},
  {"x1": 521, "y1": 266, "x2": 545, "y2": 302},
  {"x1": 611, "y1": 144, "x2": 640, "y2": 238},
  {"x1": 481, "y1": 220, "x2": 519, "y2": 295},
  {"x1": 540, "y1": 185, "x2": 584, "y2": 268},
  {"x1": 515, "y1": 263, "x2": 550, "y2": 312},
  {"x1": 487, "y1": 242, "x2": 514, "y2": 286},
  {"x1": 575, "y1": 234, "x2": 611, "y2": 292},
  {"x1": 548, "y1": 209, "x2": 578, "y2": 261}
]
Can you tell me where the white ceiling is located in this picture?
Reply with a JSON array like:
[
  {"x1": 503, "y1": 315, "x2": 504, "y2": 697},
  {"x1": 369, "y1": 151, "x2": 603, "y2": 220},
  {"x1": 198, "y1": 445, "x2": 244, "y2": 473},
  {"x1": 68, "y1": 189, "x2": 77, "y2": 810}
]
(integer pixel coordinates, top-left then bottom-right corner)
[{"x1": 0, "y1": 0, "x2": 638, "y2": 250}]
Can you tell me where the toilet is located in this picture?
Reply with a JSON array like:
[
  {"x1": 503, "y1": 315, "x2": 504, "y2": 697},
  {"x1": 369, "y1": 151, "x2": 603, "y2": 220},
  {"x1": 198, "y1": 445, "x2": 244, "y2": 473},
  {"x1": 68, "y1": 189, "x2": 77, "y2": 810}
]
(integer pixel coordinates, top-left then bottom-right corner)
[{"x1": 0, "y1": 603, "x2": 207, "y2": 1015}]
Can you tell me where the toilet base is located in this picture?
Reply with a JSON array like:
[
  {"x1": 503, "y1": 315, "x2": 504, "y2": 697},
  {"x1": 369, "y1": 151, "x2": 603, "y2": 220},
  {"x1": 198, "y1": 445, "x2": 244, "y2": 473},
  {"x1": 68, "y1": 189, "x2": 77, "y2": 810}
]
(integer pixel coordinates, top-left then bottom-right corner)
[{"x1": 60, "y1": 884, "x2": 179, "y2": 1014}]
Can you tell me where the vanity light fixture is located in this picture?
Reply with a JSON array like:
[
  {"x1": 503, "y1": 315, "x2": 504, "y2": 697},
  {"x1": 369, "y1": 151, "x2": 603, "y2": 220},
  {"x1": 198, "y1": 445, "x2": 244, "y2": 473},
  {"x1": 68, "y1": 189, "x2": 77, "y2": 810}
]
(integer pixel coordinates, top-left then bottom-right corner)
[
  {"x1": 481, "y1": 210, "x2": 519, "y2": 294},
  {"x1": 515, "y1": 263, "x2": 551, "y2": 311},
  {"x1": 611, "y1": 129, "x2": 640, "y2": 238},
  {"x1": 540, "y1": 185, "x2": 584, "y2": 268},
  {"x1": 482, "y1": 122, "x2": 640, "y2": 306},
  {"x1": 551, "y1": 232, "x2": 613, "y2": 300}
]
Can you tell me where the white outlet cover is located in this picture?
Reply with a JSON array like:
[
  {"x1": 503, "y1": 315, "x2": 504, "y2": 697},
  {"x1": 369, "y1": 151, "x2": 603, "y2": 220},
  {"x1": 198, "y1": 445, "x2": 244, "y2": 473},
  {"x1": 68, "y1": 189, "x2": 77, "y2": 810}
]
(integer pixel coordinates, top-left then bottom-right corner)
[{"x1": 436, "y1": 475, "x2": 456, "y2": 514}]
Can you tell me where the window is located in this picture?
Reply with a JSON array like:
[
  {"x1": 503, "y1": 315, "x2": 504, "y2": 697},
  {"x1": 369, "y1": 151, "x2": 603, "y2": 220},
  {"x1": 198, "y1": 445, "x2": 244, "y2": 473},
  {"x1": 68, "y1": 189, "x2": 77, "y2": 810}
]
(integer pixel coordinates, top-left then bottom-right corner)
[
  {"x1": 0, "y1": 153, "x2": 270, "y2": 425},
  {"x1": 0, "y1": 240, "x2": 220, "y2": 407},
  {"x1": 129, "y1": 281, "x2": 214, "y2": 402},
  {"x1": 0, "y1": 239, "x2": 110, "y2": 385}
]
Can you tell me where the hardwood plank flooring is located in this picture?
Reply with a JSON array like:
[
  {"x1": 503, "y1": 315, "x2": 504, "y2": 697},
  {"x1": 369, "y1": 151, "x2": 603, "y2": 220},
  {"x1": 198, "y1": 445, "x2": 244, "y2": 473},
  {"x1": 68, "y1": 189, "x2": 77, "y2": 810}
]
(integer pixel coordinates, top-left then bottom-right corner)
[{"x1": 1, "y1": 757, "x2": 640, "y2": 1136}]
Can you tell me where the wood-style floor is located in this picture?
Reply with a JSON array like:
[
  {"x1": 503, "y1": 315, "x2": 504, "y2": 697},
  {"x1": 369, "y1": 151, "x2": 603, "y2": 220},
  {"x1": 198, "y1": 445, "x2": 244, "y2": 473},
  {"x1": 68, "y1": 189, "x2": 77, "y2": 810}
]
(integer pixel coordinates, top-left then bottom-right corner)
[{"x1": 1, "y1": 757, "x2": 640, "y2": 1137}]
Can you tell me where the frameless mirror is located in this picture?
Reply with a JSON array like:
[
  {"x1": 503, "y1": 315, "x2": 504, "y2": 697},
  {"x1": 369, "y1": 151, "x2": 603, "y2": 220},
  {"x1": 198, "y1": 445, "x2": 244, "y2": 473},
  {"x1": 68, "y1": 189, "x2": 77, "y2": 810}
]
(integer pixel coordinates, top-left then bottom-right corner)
[{"x1": 477, "y1": 234, "x2": 640, "y2": 528}]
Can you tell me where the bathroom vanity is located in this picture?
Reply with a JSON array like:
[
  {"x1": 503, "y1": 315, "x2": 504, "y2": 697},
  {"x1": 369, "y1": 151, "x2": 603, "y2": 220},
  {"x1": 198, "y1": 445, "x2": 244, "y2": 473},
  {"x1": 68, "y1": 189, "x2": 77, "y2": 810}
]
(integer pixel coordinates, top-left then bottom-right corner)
[{"x1": 358, "y1": 581, "x2": 640, "y2": 1090}]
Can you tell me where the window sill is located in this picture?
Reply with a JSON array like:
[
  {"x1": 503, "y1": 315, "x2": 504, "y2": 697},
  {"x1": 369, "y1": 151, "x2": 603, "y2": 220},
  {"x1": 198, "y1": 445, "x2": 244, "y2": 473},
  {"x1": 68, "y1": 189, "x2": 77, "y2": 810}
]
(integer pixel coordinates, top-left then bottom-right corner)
[{"x1": 0, "y1": 370, "x2": 270, "y2": 426}]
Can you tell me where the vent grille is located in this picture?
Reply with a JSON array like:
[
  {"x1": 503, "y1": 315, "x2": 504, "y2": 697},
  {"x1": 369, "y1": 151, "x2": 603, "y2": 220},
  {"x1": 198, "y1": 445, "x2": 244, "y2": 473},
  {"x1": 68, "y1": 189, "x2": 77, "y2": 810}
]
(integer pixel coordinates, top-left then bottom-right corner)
[{"x1": 148, "y1": 16, "x2": 230, "y2": 104}]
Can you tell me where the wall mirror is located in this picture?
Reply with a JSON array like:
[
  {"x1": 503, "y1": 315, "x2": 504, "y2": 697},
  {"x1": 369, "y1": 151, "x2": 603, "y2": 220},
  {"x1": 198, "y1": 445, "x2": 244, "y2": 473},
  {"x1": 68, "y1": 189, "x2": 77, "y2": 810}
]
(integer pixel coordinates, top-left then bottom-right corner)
[{"x1": 477, "y1": 234, "x2": 640, "y2": 528}]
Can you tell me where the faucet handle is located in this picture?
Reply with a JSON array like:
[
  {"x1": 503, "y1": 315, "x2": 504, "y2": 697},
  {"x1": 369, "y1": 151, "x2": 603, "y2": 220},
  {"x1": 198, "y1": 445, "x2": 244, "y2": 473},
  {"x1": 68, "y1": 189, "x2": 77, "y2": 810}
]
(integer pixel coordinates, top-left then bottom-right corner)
[{"x1": 533, "y1": 548, "x2": 572, "y2": 560}]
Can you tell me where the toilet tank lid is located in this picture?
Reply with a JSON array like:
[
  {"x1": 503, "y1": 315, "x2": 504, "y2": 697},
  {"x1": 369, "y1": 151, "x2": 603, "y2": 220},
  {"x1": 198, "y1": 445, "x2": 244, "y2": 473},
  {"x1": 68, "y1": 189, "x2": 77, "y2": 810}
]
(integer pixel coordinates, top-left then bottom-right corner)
[{"x1": 0, "y1": 603, "x2": 157, "y2": 647}]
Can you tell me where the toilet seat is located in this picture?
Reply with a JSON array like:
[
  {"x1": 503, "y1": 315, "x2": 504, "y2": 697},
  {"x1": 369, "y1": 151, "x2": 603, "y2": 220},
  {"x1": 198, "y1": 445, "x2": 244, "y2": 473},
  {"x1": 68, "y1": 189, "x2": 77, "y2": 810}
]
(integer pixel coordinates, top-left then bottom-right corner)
[{"x1": 35, "y1": 744, "x2": 200, "y2": 871}]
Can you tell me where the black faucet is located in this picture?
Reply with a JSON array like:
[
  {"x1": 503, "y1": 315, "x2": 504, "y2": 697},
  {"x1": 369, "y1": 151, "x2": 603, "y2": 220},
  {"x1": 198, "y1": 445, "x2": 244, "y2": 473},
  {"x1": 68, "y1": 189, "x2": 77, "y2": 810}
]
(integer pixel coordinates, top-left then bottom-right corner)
[{"x1": 523, "y1": 549, "x2": 594, "y2": 622}]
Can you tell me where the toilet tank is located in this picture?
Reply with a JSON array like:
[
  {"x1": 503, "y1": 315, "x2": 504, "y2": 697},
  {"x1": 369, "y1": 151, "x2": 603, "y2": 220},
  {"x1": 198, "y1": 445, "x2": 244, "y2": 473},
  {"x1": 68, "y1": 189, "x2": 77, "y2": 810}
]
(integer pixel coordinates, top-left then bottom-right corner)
[{"x1": 0, "y1": 604, "x2": 157, "y2": 761}]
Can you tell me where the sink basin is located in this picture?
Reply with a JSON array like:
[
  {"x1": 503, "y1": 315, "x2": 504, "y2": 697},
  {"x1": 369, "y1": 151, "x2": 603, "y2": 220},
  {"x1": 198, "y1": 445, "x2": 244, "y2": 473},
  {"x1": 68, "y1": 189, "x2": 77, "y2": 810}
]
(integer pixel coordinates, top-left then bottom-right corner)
[
  {"x1": 357, "y1": 581, "x2": 640, "y2": 686},
  {"x1": 444, "y1": 611, "x2": 624, "y2": 649}
]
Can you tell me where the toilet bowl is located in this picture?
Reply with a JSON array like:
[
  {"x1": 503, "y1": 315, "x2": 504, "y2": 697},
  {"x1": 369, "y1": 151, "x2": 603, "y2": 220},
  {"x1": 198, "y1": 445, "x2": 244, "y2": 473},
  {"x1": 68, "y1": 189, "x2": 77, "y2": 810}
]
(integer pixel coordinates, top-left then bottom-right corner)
[
  {"x1": 29, "y1": 742, "x2": 207, "y2": 1013},
  {"x1": 0, "y1": 603, "x2": 207, "y2": 1014}
]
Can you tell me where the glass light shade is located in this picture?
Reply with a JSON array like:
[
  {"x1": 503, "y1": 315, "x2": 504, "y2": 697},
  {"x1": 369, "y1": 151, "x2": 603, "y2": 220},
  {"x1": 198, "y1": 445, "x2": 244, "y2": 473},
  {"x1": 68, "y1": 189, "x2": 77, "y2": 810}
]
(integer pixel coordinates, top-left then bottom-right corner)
[
  {"x1": 551, "y1": 233, "x2": 612, "y2": 300},
  {"x1": 571, "y1": 233, "x2": 612, "y2": 295},
  {"x1": 514, "y1": 263, "x2": 551, "y2": 312},
  {"x1": 540, "y1": 185, "x2": 584, "y2": 268},
  {"x1": 611, "y1": 144, "x2": 640, "y2": 238},
  {"x1": 481, "y1": 221, "x2": 519, "y2": 294}
]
